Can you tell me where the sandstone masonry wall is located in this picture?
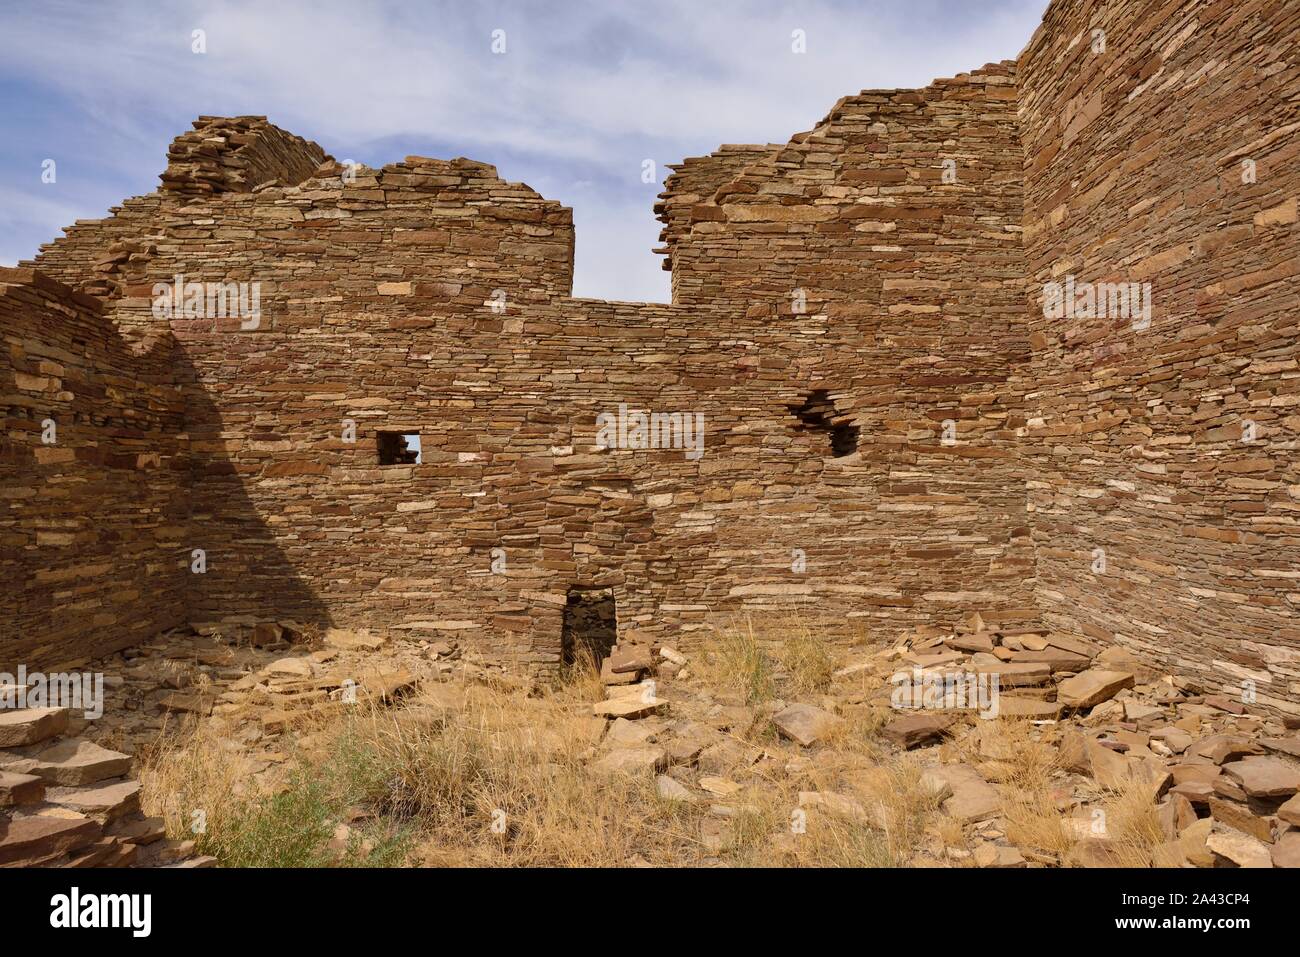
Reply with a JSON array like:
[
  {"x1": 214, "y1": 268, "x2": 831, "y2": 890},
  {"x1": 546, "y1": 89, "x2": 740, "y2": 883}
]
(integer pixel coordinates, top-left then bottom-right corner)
[
  {"x1": 78, "y1": 144, "x2": 1037, "y2": 666},
  {"x1": 1019, "y1": 0, "x2": 1300, "y2": 709},
  {"x1": 0, "y1": 268, "x2": 189, "y2": 669},
  {"x1": 5, "y1": 2, "x2": 1298, "y2": 706},
  {"x1": 25, "y1": 116, "x2": 328, "y2": 303},
  {"x1": 655, "y1": 63, "x2": 1039, "y2": 635}
]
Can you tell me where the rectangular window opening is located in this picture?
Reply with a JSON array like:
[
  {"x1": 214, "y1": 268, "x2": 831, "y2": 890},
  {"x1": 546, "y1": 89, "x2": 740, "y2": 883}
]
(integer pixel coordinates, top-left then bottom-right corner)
[{"x1": 377, "y1": 431, "x2": 422, "y2": 465}]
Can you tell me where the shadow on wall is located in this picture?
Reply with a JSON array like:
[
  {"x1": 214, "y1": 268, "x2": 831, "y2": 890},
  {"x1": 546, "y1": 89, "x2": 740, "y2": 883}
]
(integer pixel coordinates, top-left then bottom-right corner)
[
  {"x1": 0, "y1": 270, "x2": 190, "y2": 670},
  {"x1": 171, "y1": 345, "x2": 334, "y2": 638}
]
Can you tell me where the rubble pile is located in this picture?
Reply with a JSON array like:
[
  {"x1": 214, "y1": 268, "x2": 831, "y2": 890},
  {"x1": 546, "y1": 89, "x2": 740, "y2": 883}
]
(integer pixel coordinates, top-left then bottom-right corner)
[
  {"x1": 584, "y1": 617, "x2": 1300, "y2": 868},
  {"x1": 0, "y1": 699, "x2": 210, "y2": 868}
]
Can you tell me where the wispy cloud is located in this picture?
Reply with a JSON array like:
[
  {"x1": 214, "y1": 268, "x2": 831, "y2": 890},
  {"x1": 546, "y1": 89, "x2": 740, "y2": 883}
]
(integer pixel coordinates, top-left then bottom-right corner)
[{"x1": 0, "y1": 0, "x2": 1046, "y2": 300}]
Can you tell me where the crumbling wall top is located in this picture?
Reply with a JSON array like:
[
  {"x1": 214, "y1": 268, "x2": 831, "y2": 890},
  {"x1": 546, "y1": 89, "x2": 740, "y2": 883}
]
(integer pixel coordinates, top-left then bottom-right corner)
[{"x1": 160, "y1": 115, "x2": 331, "y2": 200}]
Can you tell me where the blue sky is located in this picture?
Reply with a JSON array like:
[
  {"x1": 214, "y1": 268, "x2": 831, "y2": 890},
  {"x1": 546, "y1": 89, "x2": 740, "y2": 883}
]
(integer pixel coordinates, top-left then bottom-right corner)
[{"x1": 0, "y1": 0, "x2": 1047, "y2": 302}]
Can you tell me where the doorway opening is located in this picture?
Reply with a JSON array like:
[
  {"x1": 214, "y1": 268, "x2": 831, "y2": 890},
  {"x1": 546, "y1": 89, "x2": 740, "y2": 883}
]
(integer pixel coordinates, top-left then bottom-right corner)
[{"x1": 561, "y1": 587, "x2": 617, "y2": 669}]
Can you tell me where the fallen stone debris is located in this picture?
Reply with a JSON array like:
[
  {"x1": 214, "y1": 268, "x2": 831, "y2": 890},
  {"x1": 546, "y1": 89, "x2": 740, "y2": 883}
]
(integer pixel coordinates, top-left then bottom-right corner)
[
  {"x1": 579, "y1": 615, "x2": 1300, "y2": 868},
  {"x1": 6, "y1": 610, "x2": 1299, "y2": 869},
  {"x1": 0, "y1": 700, "x2": 212, "y2": 868}
]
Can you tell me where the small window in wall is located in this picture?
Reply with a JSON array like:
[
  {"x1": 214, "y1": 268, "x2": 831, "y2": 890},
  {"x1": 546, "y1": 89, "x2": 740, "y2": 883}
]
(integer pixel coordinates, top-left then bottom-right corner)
[
  {"x1": 790, "y1": 390, "x2": 859, "y2": 458},
  {"x1": 377, "y1": 431, "x2": 422, "y2": 465},
  {"x1": 561, "y1": 587, "x2": 617, "y2": 669}
]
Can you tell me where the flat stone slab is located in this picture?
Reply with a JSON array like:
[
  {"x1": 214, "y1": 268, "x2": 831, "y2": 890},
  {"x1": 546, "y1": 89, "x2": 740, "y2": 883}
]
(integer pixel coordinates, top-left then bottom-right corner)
[
  {"x1": 1187, "y1": 734, "x2": 1264, "y2": 765},
  {"x1": 974, "y1": 843, "x2": 1026, "y2": 868},
  {"x1": 1043, "y1": 633, "x2": 1100, "y2": 658},
  {"x1": 0, "y1": 708, "x2": 70, "y2": 748},
  {"x1": 1087, "y1": 738, "x2": 1135, "y2": 791},
  {"x1": 1206, "y1": 829, "x2": 1272, "y2": 868},
  {"x1": 9, "y1": 738, "x2": 132, "y2": 786},
  {"x1": 1209, "y1": 797, "x2": 1272, "y2": 843},
  {"x1": 593, "y1": 695, "x2": 667, "y2": 720},
  {"x1": 607, "y1": 645, "x2": 653, "y2": 674},
  {"x1": 355, "y1": 670, "x2": 417, "y2": 701},
  {"x1": 698, "y1": 776, "x2": 741, "y2": 797},
  {"x1": 1271, "y1": 831, "x2": 1300, "y2": 869},
  {"x1": 0, "y1": 770, "x2": 45, "y2": 806},
  {"x1": 45, "y1": 779, "x2": 142, "y2": 820},
  {"x1": 1222, "y1": 756, "x2": 1300, "y2": 798},
  {"x1": 945, "y1": 632, "x2": 994, "y2": 654},
  {"x1": 770, "y1": 703, "x2": 842, "y2": 747},
  {"x1": 1067, "y1": 837, "x2": 1125, "y2": 868},
  {"x1": 323, "y1": 629, "x2": 386, "y2": 651},
  {"x1": 265, "y1": 657, "x2": 314, "y2": 678},
  {"x1": 971, "y1": 661, "x2": 1051, "y2": 687},
  {"x1": 995, "y1": 696, "x2": 1062, "y2": 720},
  {"x1": 798, "y1": 790, "x2": 877, "y2": 824},
  {"x1": 0, "y1": 814, "x2": 102, "y2": 866},
  {"x1": 1056, "y1": 669, "x2": 1135, "y2": 709},
  {"x1": 905, "y1": 650, "x2": 966, "y2": 669},
  {"x1": 1150, "y1": 727, "x2": 1194, "y2": 753},
  {"x1": 1174, "y1": 818, "x2": 1216, "y2": 867},
  {"x1": 1279, "y1": 793, "x2": 1300, "y2": 827},
  {"x1": 1261, "y1": 736, "x2": 1300, "y2": 760},
  {"x1": 158, "y1": 692, "x2": 214, "y2": 716},
  {"x1": 600, "y1": 658, "x2": 641, "y2": 686},
  {"x1": 1011, "y1": 649, "x2": 1092, "y2": 672},
  {"x1": 591, "y1": 746, "x2": 665, "y2": 777},
  {"x1": 655, "y1": 775, "x2": 694, "y2": 803},
  {"x1": 883, "y1": 713, "x2": 954, "y2": 749},
  {"x1": 108, "y1": 816, "x2": 168, "y2": 846},
  {"x1": 604, "y1": 717, "x2": 658, "y2": 748},
  {"x1": 932, "y1": 764, "x2": 1001, "y2": 824},
  {"x1": 1170, "y1": 781, "x2": 1215, "y2": 805}
]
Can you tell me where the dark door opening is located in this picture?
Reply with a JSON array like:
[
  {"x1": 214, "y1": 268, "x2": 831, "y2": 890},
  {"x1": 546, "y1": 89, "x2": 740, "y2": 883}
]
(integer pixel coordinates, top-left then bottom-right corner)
[{"x1": 561, "y1": 587, "x2": 617, "y2": 669}]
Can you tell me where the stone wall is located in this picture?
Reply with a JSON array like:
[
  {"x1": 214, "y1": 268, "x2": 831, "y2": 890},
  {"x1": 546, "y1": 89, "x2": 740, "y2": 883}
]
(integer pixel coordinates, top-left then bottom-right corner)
[
  {"x1": 0, "y1": 268, "x2": 189, "y2": 669},
  {"x1": 4, "y1": 0, "x2": 1297, "y2": 705},
  {"x1": 7, "y1": 92, "x2": 1040, "y2": 668},
  {"x1": 655, "y1": 62, "x2": 1039, "y2": 639},
  {"x1": 1018, "y1": 0, "x2": 1300, "y2": 709},
  {"x1": 80, "y1": 140, "x2": 1036, "y2": 665}
]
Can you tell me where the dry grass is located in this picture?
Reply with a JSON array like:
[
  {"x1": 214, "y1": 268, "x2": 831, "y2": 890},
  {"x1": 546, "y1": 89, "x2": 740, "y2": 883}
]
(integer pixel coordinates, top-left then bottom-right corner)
[
  {"x1": 697, "y1": 618, "x2": 776, "y2": 704},
  {"x1": 696, "y1": 615, "x2": 849, "y2": 704},
  {"x1": 142, "y1": 619, "x2": 1162, "y2": 869},
  {"x1": 945, "y1": 716, "x2": 1072, "y2": 859},
  {"x1": 141, "y1": 669, "x2": 710, "y2": 867},
  {"x1": 772, "y1": 620, "x2": 837, "y2": 698},
  {"x1": 1091, "y1": 773, "x2": 1165, "y2": 867},
  {"x1": 345, "y1": 684, "x2": 703, "y2": 866},
  {"x1": 943, "y1": 714, "x2": 1166, "y2": 867}
]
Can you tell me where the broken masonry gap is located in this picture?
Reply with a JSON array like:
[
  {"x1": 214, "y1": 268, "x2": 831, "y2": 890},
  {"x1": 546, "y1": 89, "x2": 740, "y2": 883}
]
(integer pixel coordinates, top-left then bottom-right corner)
[
  {"x1": 377, "y1": 431, "x2": 421, "y2": 465},
  {"x1": 561, "y1": 587, "x2": 617, "y2": 670},
  {"x1": 789, "y1": 390, "x2": 859, "y2": 458}
]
